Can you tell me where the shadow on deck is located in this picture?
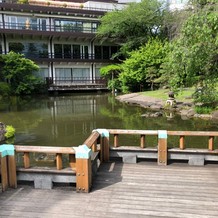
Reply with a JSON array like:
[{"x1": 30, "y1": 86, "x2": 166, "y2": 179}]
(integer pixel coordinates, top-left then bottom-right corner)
[{"x1": 1, "y1": 160, "x2": 218, "y2": 218}]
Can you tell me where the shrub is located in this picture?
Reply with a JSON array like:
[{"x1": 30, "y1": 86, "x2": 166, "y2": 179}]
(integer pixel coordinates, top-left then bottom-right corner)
[
  {"x1": 5, "y1": 125, "x2": 16, "y2": 139},
  {"x1": 194, "y1": 106, "x2": 212, "y2": 114},
  {"x1": 0, "y1": 82, "x2": 11, "y2": 97}
]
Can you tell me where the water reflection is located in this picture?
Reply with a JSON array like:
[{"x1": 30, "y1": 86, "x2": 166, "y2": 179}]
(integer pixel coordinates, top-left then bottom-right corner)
[{"x1": 0, "y1": 93, "x2": 218, "y2": 148}]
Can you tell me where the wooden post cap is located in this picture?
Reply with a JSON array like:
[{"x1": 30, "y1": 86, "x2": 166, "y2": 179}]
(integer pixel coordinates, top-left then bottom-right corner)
[
  {"x1": 0, "y1": 144, "x2": 15, "y2": 157},
  {"x1": 73, "y1": 145, "x2": 92, "y2": 159},
  {"x1": 158, "y1": 130, "x2": 167, "y2": 139},
  {"x1": 93, "y1": 129, "x2": 109, "y2": 137}
]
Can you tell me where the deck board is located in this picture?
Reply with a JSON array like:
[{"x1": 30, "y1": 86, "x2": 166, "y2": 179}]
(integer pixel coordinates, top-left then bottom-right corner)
[{"x1": 1, "y1": 161, "x2": 218, "y2": 217}]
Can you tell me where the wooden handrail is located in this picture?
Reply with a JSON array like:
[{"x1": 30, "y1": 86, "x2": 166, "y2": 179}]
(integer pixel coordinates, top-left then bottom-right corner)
[
  {"x1": 108, "y1": 129, "x2": 158, "y2": 148},
  {"x1": 167, "y1": 131, "x2": 218, "y2": 136},
  {"x1": 15, "y1": 145, "x2": 75, "y2": 154},
  {"x1": 83, "y1": 131, "x2": 100, "y2": 149},
  {"x1": 107, "y1": 129, "x2": 218, "y2": 151},
  {"x1": 15, "y1": 145, "x2": 75, "y2": 170},
  {"x1": 108, "y1": 129, "x2": 158, "y2": 135}
]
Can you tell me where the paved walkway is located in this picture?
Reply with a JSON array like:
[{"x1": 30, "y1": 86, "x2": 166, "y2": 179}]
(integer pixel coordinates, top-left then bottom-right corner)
[{"x1": 1, "y1": 161, "x2": 218, "y2": 217}]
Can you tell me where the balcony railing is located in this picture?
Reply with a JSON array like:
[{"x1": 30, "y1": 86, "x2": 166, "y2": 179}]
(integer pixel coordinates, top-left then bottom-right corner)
[
  {"x1": 46, "y1": 77, "x2": 106, "y2": 86},
  {"x1": 0, "y1": 22, "x2": 97, "y2": 34},
  {"x1": 0, "y1": 1, "x2": 118, "y2": 12},
  {"x1": 7, "y1": 52, "x2": 115, "y2": 61}
]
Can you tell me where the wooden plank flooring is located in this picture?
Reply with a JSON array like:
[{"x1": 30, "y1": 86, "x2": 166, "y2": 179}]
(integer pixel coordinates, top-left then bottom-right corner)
[{"x1": 1, "y1": 161, "x2": 218, "y2": 217}]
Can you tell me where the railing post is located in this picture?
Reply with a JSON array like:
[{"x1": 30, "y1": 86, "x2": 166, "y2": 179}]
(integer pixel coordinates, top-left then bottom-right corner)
[
  {"x1": 7, "y1": 145, "x2": 17, "y2": 188},
  {"x1": 95, "y1": 129, "x2": 110, "y2": 162},
  {"x1": 0, "y1": 149, "x2": 8, "y2": 192},
  {"x1": 23, "y1": 152, "x2": 30, "y2": 168},
  {"x1": 69, "y1": 154, "x2": 76, "y2": 169},
  {"x1": 180, "y1": 136, "x2": 185, "y2": 150},
  {"x1": 56, "y1": 153, "x2": 62, "y2": 170},
  {"x1": 140, "y1": 135, "x2": 146, "y2": 148},
  {"x1": 208, "y1": 136, "x2": 214, "y2": 151},
  {"x1": 73, "y1": 145, "x2": 92, "y2": 193},
  {"x1": 114, "y1": 134, "x2": 119, "y2": 147},
  {"x1": 158, "y1": 131, "x2": 168, "y2": 166},
  {"x1": 0, "y1": 144, "x2": 17, "y2": 191}
]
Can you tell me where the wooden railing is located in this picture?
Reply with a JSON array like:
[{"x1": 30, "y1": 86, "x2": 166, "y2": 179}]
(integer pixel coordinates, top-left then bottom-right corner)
[
  {"x1": 167, "y1": 131, "x2": 218, "y2": 151},
  {"x1": 1, "y1": 129, "x2": 218, "y2": 193},
  {"x1": 15, "y1": 146, "x2": 76, "y2": 170},
  {"x1": 0, "y1": 130, "x2": 109, "y2": 193},
  {"x1": 108, "y1": 129, "x2": 218, "y2": 151},
  {"x1": 108, "y1": 129, "x2": 218, "y2": 166}
]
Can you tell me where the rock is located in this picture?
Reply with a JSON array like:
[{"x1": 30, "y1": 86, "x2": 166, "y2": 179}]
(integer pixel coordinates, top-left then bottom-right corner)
[
  {"x1": 212, "y1": 111, "x2": 218, "y2": 120},
  {"x1": 182, "y1": 102, "x2": 193, "y2": 107},
  {"x1": 180, "y1": 110, "x2": 189, "y2": 116},
  {"x1": 150, "y1": 104, "x2": 163, "y2": 110},
  {"x1": 186, "y1": 109, "x2": 195, "y2": 117},
  {"x1": 151, "y1": 112, "x2": 163, "y2": 117},
  {"x1": 141, "y1": 112, "x2": 163, "y2": 118},
  {"x1": 198, "y1": 114, "x2": 212, "y2": 120},
  {"x1": 0, "y1": 122, "x2": 6, "y2": 142}
]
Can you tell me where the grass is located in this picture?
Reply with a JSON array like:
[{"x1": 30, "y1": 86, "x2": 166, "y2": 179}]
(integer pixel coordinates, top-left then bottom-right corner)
[{"x1": 141, "y1": 88, "x2": 195, "y2": 102}]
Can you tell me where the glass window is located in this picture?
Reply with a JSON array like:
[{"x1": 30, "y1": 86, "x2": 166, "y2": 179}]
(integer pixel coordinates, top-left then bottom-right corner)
[
  {"x1": 95, "y1": 68, "x2": 101, "y2": 77},
  {"x1": 91, "y1": 23, "x2": 98, "y2": 33},
  {"x1": 54, "y1": 44, "x2": 63, "y2": 58},
  {"x1": 72, "y1": 68, "x2": 89, "y2": 81},
  {"x1": 9, "y1": 42, "x2": 24, "y2": 53},
  {"x1": 94, "y1": 46, "x2": 102, "y2": 59},
  {"x1": 34, "y1": 68, "x2": 49, "y2": 78},
  {"x1": 55, "y1": 68, "x2": 72, "y2": 80},
  {"x1": 73, "y1": 45, "x2": 80, "y2": 59},
  {"x1": 41, "y1": 19, "x2": 47, "y2": 31},
  {"x1": 64, "y1": 44, "x2": 71, "y2": 59},
  {"x1": 0, "y1": 39, "x2": 2, "y2": 54},
  {"x1": 31, "y1": 18, "x2": 38, "y2": 30},
  {"x1": 103, "y1": 46, "x2": 109, "y2": 59},
  {"x1": 111, "y1": 46, "x2": 118, "y2": 57}
]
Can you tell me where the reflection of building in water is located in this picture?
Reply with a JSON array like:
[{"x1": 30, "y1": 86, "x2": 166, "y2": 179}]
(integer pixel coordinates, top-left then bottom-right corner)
[{"x1": 47, "y1": 95, "x2": 102, "y2": 139}]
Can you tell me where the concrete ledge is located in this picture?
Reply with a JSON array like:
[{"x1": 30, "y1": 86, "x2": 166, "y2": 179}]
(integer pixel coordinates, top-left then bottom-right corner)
[
  {"x1": 110, "y1": 147, "x2": 218, "y2": 165},
  {"x1": 123, "y1": 155, "x2": 137, "y2": 164},
  {"x1": 17, "y1": 171, "x2": 76, "y2": 189},
  {"x1": 188, "y1": 155, "x2": 205, "y2": 166}
]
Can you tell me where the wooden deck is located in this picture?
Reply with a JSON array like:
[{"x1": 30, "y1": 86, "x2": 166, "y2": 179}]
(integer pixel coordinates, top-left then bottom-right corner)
[{"x1": 1, "y1": 161, "x2": 218, "y2": 218}]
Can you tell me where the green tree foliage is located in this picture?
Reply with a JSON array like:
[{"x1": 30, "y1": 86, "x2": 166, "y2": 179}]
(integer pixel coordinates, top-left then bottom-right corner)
[
  {"x1": 0, "y1": 52, "x2": 43, "y2": 95},
  {"x1": 97, "y1": 0, "x2": 166, "y2": 56},
  {"x1": 119, "y1": 39, "x2": 169, "y2": 92},
  {"x1": 166, "y1": 1, "x2": 218, "y2": 105},
  {"x1": 100, "y1": 64, "x2": 122, "y2": 91}
]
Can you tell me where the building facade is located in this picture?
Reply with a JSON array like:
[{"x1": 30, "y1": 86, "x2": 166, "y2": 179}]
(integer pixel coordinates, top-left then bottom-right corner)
[
  {"x1": 0, "y1": 0, "x2": 124, "y2": 91},
  {"x1": 0, "y1": 0, "x2": 188, "y2": 91}
]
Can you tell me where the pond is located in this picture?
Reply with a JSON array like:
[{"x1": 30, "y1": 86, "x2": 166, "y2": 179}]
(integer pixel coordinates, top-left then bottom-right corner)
[{"x1": 0, "y1": 93, "x2": 218, "y2": 149}]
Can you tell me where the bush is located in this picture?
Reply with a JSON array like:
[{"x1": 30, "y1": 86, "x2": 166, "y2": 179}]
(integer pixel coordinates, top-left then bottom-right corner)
[
  {"x1": 194, "y1": 106, "x2": 212, "y2": 114},
  {"x1": 0, "y1": 82, "x2": 11, "y2": 97},
  {"x1": 5, "y1": 125, "x2": 16, "y2": 139},
  {"x1": 192, "y1": 86, "x2": 218, "y2": 107}
]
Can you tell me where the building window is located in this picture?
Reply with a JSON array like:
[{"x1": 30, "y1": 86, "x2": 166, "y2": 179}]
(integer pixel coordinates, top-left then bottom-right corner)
[
  {"x1": 34, "y1": 68, "x2": 49, "y2": 79},
  {"x1": 54, "y1": 20, "x2": 83, "y2": 32},
  {"x1": 9, "y1": 42, "x2": 24, "y2": 53},
  {"x1": 55, "y1": 68, "x2": 90, "y2": 81},
  {"x1": 54, "y1": 44, "x2": 89, "y2": 59},
  {"x1": 9, "y1": 42, "x2": 48, "y2": 58}
]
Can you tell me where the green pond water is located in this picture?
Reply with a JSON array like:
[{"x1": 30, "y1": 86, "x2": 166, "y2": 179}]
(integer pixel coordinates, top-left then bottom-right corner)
[{"x1": 0, "y1": 93, "x2": 218, "y2": 149}]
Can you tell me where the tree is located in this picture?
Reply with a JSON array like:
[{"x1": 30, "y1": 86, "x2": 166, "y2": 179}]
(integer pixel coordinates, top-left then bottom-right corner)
[
  {"x1": 97, "y1": 0, "x2": 166, "y2": 56},
  {"x1": 0, "y1": 52, "x2": 43, "y2": 95},
  {"x1": 119, "y1": 39, "x2": 169, "y2": 92},
  {"x1": 100, "y1": 64, "x2": 122, "y2": 92},
  {"x1": 166, "y1": 0, "x2": 218, "y2": 105}
]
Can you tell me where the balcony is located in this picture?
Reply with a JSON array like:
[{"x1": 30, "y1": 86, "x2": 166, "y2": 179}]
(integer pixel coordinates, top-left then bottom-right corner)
[
  {"x1": 0, "y1": 22, "x2": 97, "y2": 35},
  {"x1": 10, "y1": 52, "x2": 118, "y2": 63},
  {"x1": 46, "y1": 77, "x2": 108, "y2": 92}
]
